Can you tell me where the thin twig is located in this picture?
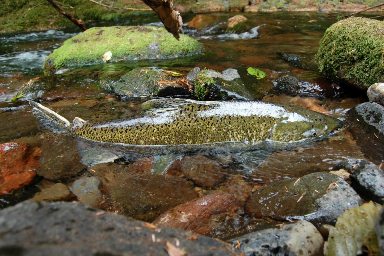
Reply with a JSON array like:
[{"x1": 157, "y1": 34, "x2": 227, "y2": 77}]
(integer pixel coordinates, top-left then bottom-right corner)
[
  {"x1": 349, "y1": 3, "x2": 384, "y2": 17},
  {"x1": 46, "y1": 0, "x2": 86, "y2": 31},
  {"x1": 88, "y1": 0, "x2": 151, "y2": 11}
]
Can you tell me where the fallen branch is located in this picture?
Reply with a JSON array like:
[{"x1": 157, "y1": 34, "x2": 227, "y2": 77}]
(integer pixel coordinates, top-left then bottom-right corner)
[
  {"x1": 46, "y1": 0, "x2": 86, "y2": 31},
  {"x1": 349, "y1": 3, "x2": 384, "y2": 17}
]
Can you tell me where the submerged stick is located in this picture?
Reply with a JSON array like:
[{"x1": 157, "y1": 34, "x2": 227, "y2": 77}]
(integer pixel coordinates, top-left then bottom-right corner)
[{"x1": 46, "y1": 0, "x2": 87, "y2": 31}]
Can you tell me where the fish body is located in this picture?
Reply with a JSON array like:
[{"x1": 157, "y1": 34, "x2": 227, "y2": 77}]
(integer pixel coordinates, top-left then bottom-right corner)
[{"x1": 32, "y1": 100, "x2": 340, "y2": 147}]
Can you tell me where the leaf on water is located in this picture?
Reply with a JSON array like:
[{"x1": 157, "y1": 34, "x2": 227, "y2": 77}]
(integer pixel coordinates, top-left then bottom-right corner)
[
  {"x1": 325, "y1": 201, "x2": 382, "y2": 256},
  {"x1": 247, "y1": 67, "x2": 266, "y2": 80},
  {"x1": 165, "y1": 241, "x2": 187, "y2": 256}
]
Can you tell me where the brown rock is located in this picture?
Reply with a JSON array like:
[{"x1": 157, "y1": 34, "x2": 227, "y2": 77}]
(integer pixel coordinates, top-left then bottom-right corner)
[
  {"x1": 33, "y1": 183, "x2": 72, "y2": 202},
  {"x1": 93, "y1": 163, "x2": 198, "y2": 221},
  {"x1": 217, "y1": 175, "x2": 254, "y2": 204},
  {"x1": 227, "y1": 15, "x2": 248, "y2": 29},
  {"x1": 38, "y1": 133, "x2": 86, "y2": 181},
  {"x1": 180, "y1": 155, "x2": 227, "y2": 188},
  {"x1": 0, "y1": 142, "x2": 40, "y2": 195},
  {"x1": 187, "y1": 15, "x2": 219, "y2": 30},
  {"x1": 153, "y1": 191, "x2": 241, "y2": 236}
]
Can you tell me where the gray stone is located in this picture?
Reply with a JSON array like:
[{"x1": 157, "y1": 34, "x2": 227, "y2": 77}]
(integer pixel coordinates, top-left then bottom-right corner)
[
  {"x1": 335, "y1": 159, "x2": 384, "y2": 203},
  {"x1": 245, "y1": 172, "x2": 362, "y2": 224},
  {"x1": 354, "y1": 102, "x2": 384, "y2": 135},
  {"x1": 0, "y1": 201, "x2": 237, "y2": 256},
  {"x1": 231, "y1": 220, "x2": 324, "y2": 256},
  {"x1": 368, "y1": 83, "x2": 384, "y2": 106},
  {"x1": 70, "y1": 176, "x2": 102, "y2": 207}
]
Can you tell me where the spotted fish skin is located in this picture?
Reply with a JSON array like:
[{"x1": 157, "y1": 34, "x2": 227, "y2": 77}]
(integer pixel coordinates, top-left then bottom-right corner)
[{"x1": 73, "y1": 101, "x2": 339, "y2": 146}]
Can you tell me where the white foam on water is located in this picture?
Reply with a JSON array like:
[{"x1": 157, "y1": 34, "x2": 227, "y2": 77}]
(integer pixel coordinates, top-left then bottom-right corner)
[{"x1": 0, "y1": 30, "x2": 76, "y2": 43}]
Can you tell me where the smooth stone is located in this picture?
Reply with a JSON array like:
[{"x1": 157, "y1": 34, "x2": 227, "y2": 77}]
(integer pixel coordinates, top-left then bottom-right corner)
[
  {"x1": 33, "y1": 183, "x2": 72, "y2": 202},
  {"x1": 0, "y1": 201, "x2": 237, "y2": 256},
  {"x1": 231, "y1": 220, "x2": 324, "y2": 256},
  {"x1": 70, "y1": 176, "x2": 102, "y2": 207},
  {"x1": 38, "y1": 133, "x2": 86, "y2": 181},
  {"x1": 0, "y1": 142, "x2": 40, "y2": 195},
  {"x1": 153, "y1": 191, "x2": 242, "y2": 238},
  {"x1": 92, "y1": 163, "x2": 198, "y2": 221},
  {"x1": 368, "y1": 83, "x2": 384, "y2": 106},
  {"x1": 245, "y1": 172, "x2": 362, "y2": 224},
  {"x1": 179, "y1": 155, "x2": 227, "y2": 188}
]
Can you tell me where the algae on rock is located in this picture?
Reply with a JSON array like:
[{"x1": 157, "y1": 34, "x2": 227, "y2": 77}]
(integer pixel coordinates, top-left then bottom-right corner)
[
  {"x1": 44, "y1": 26, "x2": 203, "y2": 73},
  {"x1": 316, "y1": 17, "x2": 384, "y2": 89}
]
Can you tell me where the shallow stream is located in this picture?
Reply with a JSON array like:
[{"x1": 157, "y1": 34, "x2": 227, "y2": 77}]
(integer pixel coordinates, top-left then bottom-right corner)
[{"x1": 0, "y1": 12, "x2": 378, "y2": 239}]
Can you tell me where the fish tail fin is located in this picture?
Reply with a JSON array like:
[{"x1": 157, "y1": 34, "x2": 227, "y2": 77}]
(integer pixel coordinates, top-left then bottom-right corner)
[{"x1": 30, "y1": 101, "x2": 72, "y2": 133}]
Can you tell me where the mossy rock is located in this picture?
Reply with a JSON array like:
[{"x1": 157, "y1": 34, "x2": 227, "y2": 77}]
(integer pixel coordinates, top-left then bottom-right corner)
[
  {"x1": 316, "y1": 17, "x2": 384, "y2": 90},
  {"x1": 44, "y1": 26, "x2": 203, "y2": 73}
]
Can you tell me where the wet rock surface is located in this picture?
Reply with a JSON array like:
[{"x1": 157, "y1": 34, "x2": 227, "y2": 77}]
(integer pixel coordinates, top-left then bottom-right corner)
[
  {"x1": 377, "y1": 208, "x2": 384, "y2": 254},
  {"x1": 100, "y1": 67, "x2": 190, "y2": 99},
  {"x1": 93, "y1": 163, "x2": 198, "y2": 221},
  {"x1": 70, "y1": 176, "x2": 102, "y2": 207},
  {"x1": 153, "y1": 191, "x2": 241, "y2": 237},
  {"x1": 179, "y1": 155, "x2": 228, "y2": 188},
  {"x1": 334, "y1": 159, "x2": 384, "y2": 204},
  {"x1": 347, "y1": 102, "x2": 384, "y2": 164},
  {"x1": 245, "y1": 172, "x2": 362, "y2": 224},
  {"x1": 38, "y1": 133, "x2": 86, "y2": 181},
  {"x1": 32, "y1": 183, "x2": 72, "y2": 202},
  {"x1": 0, "y1": 201, "x2": 237, "y2": 256},
  {"x1": 0, "y1": 142, "x2": 40, "y2": 195},
  {"x1": 232, "y1": 220, "x2": 324, "y2": 256}
]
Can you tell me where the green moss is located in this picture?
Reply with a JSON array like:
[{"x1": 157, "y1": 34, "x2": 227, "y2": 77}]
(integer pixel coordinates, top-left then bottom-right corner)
[
  {"x1": 44, "y1": 26, "x2": 203, "y2": 72},
  {"x1": 316, "y1": 17, "x2": 384, "y2": 89},
  {"x1": 194, "y1": 70, "x2": 215, "y2": 100}
]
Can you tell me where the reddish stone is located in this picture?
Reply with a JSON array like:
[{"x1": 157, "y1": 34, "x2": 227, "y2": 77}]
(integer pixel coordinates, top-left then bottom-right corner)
[
  {"x1": 0, "y1": 142, "x2": 40, "y2": 195},
  {"x1": 153, "y1": 191, "x2": 241, "y2": 236}
]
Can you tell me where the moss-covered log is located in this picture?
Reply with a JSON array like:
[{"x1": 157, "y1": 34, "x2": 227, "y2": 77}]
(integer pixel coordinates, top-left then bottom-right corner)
[
  {"x1": 316, "y1": 17, "x2": 384, "y2": 89},
  {"x1": 44, "y1": 26, "x2": 203, "y2": 73}
]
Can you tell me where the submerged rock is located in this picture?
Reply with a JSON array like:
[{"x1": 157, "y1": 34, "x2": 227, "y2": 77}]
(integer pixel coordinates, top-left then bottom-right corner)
[
  {"x1": 316, "y1": 17, "x2": 384, "y2": 89},
  {"x1": 37, "y1": 133, "x2": 86, "y2": 181},
  {"x1": 245, "y1": 172, "x2": 362, "y2": 224},
  {"x1": 93, "y1": 163, "x2": 198, "y2": 221},
  {"x1": 0, "y1": 201, "x2": 237, "y2": 255},
  {"x1": 70, "y1": 176, "x2": 102, "y2": 207},
  {"x1": 232, "y1": 220, "x2": 324, "y2": 256},
  {"x1": 368, "y1": 83, "x2": 384, "y2": 106},
  {"x1": 153, "y1": 191, "x2": 242, "y2": 238},
  {"x1": 32, "y1": 183, "x2": 72, "y2": 202},
  {"x1": 44, "y1": 26, "x2": 203, "y2": 72},
  {"x1": 347, "y1": 102, "x2": 384, "y2": 164},
  {"x1": 0, "y1": 142, "x2": 40, "y2": 195},
  {"x1": 100, "y1": 67, "x2": 190, "y2": 99}
]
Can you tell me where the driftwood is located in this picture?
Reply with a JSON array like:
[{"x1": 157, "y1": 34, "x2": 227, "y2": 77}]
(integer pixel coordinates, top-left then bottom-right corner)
[
  {"x1": 141, "y1": 0, "x2": 183, "y2": 39},
  {"x1": 46, "y1": 0, "x2": 87, "y2": 31},
  {"x1": 349, "y1": 2, "x2": 384, "y2": 17}
]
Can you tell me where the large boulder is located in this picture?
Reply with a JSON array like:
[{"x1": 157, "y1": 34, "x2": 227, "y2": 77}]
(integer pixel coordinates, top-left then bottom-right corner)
[
  {"x1": 0, "y1": 201, "x2": 237, "y2": 256},
  {"x1": 316, "y1": 17, "x2": 384, "y2": 89},
  {"x1": 245, "y1": 172, "x2": 362, "y2": 224},
  {"x1": 44, "y1": 26, "x2": 203, "y2": 73}
]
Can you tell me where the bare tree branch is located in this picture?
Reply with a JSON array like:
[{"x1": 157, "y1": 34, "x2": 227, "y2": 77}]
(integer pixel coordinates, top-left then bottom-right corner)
[
  {"x1": 141, "y1": 0, "x2": 183, "y2": 40},
  {"x1": 46, "y1": 0, "x2": 87, "y2": 31},
  {"x1": 349, "y1": 3, "x2": 384, "y2": 17}
]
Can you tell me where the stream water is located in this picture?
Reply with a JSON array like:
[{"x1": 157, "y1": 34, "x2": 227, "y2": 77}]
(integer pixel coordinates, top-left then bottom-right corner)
[{"x1": 0, "y1": 12, "x2": 376, "y2": 239}]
